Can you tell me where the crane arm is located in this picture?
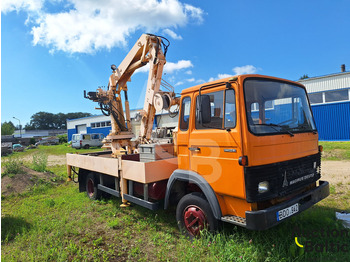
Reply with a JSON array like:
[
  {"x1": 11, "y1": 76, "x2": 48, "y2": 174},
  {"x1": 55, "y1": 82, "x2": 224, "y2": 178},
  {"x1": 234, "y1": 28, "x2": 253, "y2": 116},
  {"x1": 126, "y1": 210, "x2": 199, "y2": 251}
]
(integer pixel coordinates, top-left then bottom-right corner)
[{"x1": 85, "y1": 33, "x2": 177, "y2": 154}]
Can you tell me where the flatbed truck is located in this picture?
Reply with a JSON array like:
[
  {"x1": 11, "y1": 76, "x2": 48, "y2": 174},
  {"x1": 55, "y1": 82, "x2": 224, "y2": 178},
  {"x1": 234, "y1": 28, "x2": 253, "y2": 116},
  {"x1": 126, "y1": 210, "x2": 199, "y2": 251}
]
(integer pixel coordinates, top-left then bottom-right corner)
[{"x1": 67, "y1": 34, "x2": 329, "y2": 237}]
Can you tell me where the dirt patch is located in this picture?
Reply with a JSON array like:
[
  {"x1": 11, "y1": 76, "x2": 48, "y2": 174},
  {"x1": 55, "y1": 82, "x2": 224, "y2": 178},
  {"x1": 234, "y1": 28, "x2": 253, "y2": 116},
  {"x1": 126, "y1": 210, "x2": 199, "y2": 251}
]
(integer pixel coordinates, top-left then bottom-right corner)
[
  {"x1": 321, "y1": 160, "x2": 350, "y2": 192},
  {"x1": 1, "y1": 166, "x2": 62, "y2": 197},
  {"x1": 47, "y1": 155, "x2": 66, "y2": 166},
  {"x1": 20, "y1": 155, "x2": 66, "y2": 166},
  {"x1": 322, "y1": 149, "x2": 347, "y2": 160}
]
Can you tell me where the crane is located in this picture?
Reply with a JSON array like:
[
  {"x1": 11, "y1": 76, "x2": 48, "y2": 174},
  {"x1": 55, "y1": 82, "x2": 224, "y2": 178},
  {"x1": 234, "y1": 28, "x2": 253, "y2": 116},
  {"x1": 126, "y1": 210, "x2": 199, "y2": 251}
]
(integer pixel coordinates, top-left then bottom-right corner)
[{"x1": 85, "y1": 34, "x2": 179, "y2": 156}]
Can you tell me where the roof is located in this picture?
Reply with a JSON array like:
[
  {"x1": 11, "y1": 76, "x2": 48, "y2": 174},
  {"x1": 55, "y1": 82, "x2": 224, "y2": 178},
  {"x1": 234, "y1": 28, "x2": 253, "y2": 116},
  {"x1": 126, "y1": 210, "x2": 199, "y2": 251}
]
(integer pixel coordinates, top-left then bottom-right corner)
[
  {"x1": 67, "y1": 108, "x2": 143, "y2": 122},
  {"x1": 181, "y1": 74, "x2": 303, "y2": 94},
  {"x1": 298, "y1": 71, "x2": 350, "y2": 82}
]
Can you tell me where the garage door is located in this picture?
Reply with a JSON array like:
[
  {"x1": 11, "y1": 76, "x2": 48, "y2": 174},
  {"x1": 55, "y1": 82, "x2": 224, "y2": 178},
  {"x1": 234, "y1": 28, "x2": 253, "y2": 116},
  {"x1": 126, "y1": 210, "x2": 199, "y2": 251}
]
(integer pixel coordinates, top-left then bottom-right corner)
[{"x1": 76, "y1": 124, "x2": 87, "y2": 134}]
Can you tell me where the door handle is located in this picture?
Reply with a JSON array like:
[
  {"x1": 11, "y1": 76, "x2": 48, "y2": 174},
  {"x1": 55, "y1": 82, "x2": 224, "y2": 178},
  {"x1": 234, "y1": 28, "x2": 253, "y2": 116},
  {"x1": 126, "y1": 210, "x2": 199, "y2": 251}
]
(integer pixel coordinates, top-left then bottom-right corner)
[
  {"x1": 189, "y1": 147, "x2": 200, "y2": 152},
  {"x1": 224, "y1": 148, "x2": 237, "y2": 153}
]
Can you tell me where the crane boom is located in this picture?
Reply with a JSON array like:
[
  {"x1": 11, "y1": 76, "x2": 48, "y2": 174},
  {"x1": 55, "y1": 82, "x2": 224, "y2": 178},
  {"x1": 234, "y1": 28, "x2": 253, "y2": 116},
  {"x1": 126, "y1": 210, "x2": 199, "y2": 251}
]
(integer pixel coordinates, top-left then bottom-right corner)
[{"x1": 85, "y1": 34, "x2": 178, "y2": 156}]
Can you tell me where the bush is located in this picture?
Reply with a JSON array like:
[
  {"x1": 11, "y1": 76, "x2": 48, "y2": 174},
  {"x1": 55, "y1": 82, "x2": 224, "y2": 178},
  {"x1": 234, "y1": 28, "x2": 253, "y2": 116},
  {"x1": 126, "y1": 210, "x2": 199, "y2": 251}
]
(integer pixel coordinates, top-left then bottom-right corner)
[
  {"x1": 30, "y1": 138, "x2": 36, "y2": 145},
  {"x1": 2, "y1": 156, "x2": 23, "y2": 176},
  {"x1": 57, "y1": 134, "x2": 68, "y2": 144},
  {"x1": 31, "y1": 152, "x2": 48, "y2": 172}
]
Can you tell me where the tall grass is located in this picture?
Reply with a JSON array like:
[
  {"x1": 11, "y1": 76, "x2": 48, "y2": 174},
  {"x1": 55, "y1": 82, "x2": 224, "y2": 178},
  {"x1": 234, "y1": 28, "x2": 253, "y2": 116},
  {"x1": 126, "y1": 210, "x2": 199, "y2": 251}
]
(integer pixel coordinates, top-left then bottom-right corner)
[
  {"x1": 1, "y1": 156, "x2": 23, "y2": 177},
  {"x1": 31, "y1": 152, "x2": 48, "y2": 172}
]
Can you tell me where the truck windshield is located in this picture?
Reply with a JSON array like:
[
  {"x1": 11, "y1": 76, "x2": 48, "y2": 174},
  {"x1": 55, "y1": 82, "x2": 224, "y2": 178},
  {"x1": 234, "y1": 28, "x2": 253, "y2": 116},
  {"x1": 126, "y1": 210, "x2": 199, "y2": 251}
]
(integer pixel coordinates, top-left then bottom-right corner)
[{"x1": 244, "y1": 79, "x2": 316, "y2": 135}]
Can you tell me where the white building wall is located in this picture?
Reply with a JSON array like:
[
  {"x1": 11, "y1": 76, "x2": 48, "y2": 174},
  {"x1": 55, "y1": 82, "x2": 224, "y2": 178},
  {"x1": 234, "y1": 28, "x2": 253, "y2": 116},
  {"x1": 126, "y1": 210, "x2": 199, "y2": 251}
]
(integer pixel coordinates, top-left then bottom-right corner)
[
  {"x1": 155, "y1": 112, "x2": 179, "y2": 128},
  {"x1": 67, "y1": 115, "x2": 110, "y2": 129},
  {"x1": 299, "y1": 72, "x2": 350, "y2": 93}
]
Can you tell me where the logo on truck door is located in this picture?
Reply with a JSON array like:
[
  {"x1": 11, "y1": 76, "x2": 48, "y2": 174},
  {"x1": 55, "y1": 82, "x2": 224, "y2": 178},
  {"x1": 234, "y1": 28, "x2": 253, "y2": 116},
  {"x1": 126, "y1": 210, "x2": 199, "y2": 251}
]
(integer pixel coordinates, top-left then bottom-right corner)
[{"x1": 282, "y1": 171, "x2": 289, "y2": 187}]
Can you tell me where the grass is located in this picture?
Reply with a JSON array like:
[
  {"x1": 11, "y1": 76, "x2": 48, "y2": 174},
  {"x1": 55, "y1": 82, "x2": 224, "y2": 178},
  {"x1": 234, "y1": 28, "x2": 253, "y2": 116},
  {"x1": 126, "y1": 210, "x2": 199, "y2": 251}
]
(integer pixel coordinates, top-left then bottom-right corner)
[
  {"x1": 2, "y1": 182, "x2": 349, "y2": 261},
  {"x1": 320, "y1": 141, "x2": 350, "y2": 160},
  {"x1": 1, "y1": 144, "x2": 104, "y2": 159},
  {"x1": 1, "y1": 156, "x2": 23, "y2": 177},
  {"x1": 31, "y1": 152, "x2": 48, "y2": 172},
  {"x1": 2, "y1": 143, "x2": 350, "y2": 261}
]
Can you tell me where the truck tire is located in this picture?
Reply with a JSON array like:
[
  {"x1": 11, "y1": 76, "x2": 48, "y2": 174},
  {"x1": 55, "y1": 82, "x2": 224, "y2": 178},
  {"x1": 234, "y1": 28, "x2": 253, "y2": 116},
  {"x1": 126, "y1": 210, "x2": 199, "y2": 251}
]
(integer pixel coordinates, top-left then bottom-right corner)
[
  {"x1": 86, "y1": 173, "x2": 101, "y2": 200},
  {"x1": 176, "y1": 192, "x2": 218, "y2": 238},
  {"x1": 84, "y1": 144, "x2": 90, "y2": 149}
]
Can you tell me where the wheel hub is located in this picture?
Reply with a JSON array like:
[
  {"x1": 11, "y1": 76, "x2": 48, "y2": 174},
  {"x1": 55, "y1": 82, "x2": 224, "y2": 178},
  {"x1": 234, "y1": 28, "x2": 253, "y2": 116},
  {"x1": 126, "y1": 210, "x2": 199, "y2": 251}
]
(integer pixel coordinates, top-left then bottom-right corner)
[{"x1": 183, "y1": 205, "x2": 207, "y2": 236}]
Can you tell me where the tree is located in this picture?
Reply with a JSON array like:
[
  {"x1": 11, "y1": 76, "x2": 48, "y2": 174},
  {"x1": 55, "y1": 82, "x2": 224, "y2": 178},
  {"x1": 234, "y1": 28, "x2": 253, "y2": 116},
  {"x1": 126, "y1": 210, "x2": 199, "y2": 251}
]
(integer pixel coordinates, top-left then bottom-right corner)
[
  {"x1": 25, "y1": 112, "x2": 92, "y2": 130},
  {"x1": 299, "y1": 74, "x2": 309, "y2": 80},
  {"x1": 1, "y1": 121, "x2": 15, "y2": 135}
]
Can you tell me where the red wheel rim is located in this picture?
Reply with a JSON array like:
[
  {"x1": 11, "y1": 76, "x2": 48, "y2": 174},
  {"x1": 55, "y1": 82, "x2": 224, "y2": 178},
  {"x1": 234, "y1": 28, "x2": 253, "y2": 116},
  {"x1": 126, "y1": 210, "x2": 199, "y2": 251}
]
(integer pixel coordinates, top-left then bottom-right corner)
[
  {"x1": 87, "y1": 179, "x2": 94, "y2": 197},
  {"x1": 183, "y1": 205, "x2": 207, "y2": 236}
]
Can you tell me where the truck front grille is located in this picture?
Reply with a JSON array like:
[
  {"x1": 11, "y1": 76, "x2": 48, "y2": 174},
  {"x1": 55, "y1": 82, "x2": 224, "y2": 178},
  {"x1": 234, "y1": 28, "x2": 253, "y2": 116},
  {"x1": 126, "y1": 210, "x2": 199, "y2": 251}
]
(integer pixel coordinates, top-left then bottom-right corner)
[{"x1": 244, "y1": 153, "x2": 321, "y2": 202}]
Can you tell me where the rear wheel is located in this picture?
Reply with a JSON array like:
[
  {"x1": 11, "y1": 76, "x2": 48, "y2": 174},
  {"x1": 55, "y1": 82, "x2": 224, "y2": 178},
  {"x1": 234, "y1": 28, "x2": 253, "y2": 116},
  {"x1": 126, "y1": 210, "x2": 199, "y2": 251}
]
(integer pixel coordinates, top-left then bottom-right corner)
[
  {"x1": 84, "y1": 144, "x2": 90, "y2": 149},
  {"x1": 86, "y1": 173, "x2": 101, "y2": 200},
  {"x1": 176, "y1": 192, "x2": 218, "y2": 238}
]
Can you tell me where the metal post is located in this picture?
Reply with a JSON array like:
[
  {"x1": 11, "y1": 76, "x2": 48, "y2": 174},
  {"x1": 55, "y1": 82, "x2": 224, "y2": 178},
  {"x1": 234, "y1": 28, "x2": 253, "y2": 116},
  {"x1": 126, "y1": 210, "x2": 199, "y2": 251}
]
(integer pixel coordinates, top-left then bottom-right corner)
[
  {"x1": 13, "y1": 117, "x2": 21, "y2": 138},
  {"x1": 144, "y1": 183, "x2": 149, "y2": 201}
]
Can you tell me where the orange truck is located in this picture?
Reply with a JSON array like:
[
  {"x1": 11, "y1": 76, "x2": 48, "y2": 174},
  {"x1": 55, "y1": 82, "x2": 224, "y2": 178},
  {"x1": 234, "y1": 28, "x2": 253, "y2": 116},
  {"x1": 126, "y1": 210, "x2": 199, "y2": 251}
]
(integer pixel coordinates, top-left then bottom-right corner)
[{"x1": 67, "y1": 34, "x2": 329, "y2": 237}]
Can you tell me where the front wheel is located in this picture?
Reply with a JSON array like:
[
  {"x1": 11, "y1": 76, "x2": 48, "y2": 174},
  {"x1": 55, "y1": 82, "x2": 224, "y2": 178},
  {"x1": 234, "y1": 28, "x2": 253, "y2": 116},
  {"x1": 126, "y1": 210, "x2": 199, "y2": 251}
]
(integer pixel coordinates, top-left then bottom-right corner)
[
  {"x1": 86, "y1": 173, "x2": 101, "y2": 200},
  {"x1": 176, "y1": 192, "x2": 218, "y2": 238}
]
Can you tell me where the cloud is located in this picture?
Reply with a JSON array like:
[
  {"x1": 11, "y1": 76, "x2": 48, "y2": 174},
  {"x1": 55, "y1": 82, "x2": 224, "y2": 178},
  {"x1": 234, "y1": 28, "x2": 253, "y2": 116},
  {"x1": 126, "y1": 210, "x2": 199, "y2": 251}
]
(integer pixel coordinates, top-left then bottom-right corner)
[
  {"x1": 163, "y1": 28, "x2": 182, "y2": 40},
  {"x1": 208, "y1": 73, "x2": 233, "y2": 82},
  {"x1": 233, "y1": 65, "x2": 258, "y2": 75},
  {"x1": 186, "y1": 78, "x2": 195, "y2": 82},
  {"x1": 2, "y1": 0, "x2": 44, "y2": 13},
  {"x1": 174, "y1": 81, "x2": 184, "y2": 86},
  {"x1": 2, "y1": 0, "x2": 204, "y2": 54},
  {"x1": 164, "y1": 60, "x2": 193, "y2": 74},
  {"x1": 185, "y1": 70, "x2": 192, "y2": 75},
  {"x1": 196, "y1": 79, "x2": 205, "y2": 84},
  {"x1": 136, "y1": 59, "x2": 193, "y2": 74}
]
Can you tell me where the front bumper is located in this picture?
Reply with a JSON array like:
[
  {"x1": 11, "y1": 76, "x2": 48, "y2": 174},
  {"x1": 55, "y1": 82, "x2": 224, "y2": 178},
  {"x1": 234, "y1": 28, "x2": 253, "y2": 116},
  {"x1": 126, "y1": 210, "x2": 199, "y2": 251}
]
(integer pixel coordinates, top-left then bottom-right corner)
[{"x1": 245, "y1": 180, "x2": 329, "y2": 230}]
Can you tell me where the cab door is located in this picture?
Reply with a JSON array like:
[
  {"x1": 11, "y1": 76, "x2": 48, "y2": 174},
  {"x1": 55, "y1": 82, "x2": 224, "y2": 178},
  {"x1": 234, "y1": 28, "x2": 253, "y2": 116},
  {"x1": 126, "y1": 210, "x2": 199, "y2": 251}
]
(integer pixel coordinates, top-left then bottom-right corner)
[
  {"x1": 177, "y1": 95, "x2": 192, "y2": 170},
  {"x1": 188, "y1": 84, "x2": 245, "y2": 198}
]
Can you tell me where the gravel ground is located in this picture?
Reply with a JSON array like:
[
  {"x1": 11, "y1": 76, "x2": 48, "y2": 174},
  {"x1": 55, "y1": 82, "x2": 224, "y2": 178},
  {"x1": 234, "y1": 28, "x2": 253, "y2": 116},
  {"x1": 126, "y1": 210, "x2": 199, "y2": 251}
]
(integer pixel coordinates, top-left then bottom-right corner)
[{"x1": 321, "y1": 160, "x2": 350, "y2": 190}]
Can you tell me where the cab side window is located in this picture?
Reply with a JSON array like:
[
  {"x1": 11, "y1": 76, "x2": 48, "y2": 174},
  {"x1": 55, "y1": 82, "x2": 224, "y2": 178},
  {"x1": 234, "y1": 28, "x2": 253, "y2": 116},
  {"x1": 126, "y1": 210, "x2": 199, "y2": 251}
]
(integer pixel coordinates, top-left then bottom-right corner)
[
  {"x1": 195, "y1": 90, "x2": 224, "y2": 129},
  {"x1": 224, "y1": 89, "x2": 236, "y2": 128},
  {"x1": 195, "y1": 89, "x2": 236, "y2": 129},
  {"x1": 180, "y1": 97, "x2": 191, "y2": 131}
]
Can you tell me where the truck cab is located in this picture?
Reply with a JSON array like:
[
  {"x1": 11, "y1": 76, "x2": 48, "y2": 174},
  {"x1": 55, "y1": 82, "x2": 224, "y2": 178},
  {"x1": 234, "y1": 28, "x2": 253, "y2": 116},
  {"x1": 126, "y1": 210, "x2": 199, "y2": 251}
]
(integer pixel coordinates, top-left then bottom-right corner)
[{"x1": 173, "y1": 74, "x2": 329, "y2": 232}]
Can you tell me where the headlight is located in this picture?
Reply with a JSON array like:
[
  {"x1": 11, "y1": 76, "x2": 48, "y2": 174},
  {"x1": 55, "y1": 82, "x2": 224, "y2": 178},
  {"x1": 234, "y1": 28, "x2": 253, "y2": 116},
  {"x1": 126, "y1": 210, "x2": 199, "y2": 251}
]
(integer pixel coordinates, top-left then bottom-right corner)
[{"x1": 258, "y1": 181, "x2": 269, "y2": 193}]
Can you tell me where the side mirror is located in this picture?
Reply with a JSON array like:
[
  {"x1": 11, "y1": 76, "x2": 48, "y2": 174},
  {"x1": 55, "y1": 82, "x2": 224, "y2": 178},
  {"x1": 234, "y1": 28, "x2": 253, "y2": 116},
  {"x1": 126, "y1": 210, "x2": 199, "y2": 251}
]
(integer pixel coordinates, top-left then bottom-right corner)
[{"x1": 198, "y1": 95, "x2": 211, "y2": 124}]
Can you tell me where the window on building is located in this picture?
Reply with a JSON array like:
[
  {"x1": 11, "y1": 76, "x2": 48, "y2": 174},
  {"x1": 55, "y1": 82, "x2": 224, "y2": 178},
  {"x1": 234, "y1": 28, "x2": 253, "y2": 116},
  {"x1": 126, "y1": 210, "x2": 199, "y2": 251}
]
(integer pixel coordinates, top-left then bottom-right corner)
[
  {"x1": 265, "y1": 100, "x2": 274, "y2": 110},
  {"x1": 325, "y1": 89, "x2": 349, "y2": 103},
  {"x1": 107, "y1": 121, "x2": 111, "y2": 126},
  {"x1": 308, "y1": 93, "x2": 323, "y2": 104},
  {"x1": 101, "y1": 122, "x2": 106, "y2": 127},
  {"x1": 91, "y1": 123, "x2": 96, "y2": 128},
  {"x1": 96, "y1": 122, "x2": 100, "y2": 128}
]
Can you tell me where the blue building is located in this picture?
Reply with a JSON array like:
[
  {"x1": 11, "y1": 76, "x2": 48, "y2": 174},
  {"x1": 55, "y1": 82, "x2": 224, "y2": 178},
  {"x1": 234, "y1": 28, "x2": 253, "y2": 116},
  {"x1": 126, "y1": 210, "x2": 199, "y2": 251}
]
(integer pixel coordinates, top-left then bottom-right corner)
[{"x1": 299, "y1": 69, "x2": 350, "y2": 141}]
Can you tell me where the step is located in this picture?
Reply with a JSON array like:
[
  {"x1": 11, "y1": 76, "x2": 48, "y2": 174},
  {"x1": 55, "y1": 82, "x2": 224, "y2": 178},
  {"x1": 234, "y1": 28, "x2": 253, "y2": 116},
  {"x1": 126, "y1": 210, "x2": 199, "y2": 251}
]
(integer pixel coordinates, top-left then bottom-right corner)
[{"x1": 221, "y1": 215, "x2": 247, "y2": 227}]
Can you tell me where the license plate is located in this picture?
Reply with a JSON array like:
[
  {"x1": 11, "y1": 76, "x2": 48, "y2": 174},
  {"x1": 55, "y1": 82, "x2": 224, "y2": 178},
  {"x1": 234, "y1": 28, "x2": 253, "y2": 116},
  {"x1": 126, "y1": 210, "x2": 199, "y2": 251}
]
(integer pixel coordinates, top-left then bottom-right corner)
[{"x1": 277, "y1": 203, "x2": 299, "y2": 221}]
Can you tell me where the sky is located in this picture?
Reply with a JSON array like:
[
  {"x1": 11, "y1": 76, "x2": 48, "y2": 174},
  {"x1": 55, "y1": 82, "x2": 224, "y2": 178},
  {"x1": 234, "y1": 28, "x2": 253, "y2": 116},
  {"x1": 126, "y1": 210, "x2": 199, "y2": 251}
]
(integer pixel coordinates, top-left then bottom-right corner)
[{"x1": 1, "y1": 0, "x2": 350, "y2": 127}]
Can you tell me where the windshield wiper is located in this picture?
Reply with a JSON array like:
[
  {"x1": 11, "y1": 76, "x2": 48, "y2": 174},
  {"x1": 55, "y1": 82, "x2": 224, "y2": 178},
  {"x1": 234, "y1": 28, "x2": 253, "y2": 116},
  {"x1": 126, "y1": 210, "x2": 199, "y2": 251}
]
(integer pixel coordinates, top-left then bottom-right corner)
[
  {"x1": 292, "y1": 125, "x2": 317, "y2": 134},
  {"x1": 254, "y1": 123, "x2": 294, "y2": 137}
]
